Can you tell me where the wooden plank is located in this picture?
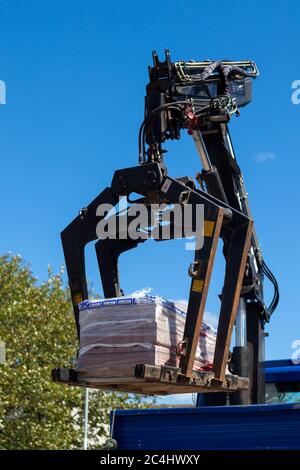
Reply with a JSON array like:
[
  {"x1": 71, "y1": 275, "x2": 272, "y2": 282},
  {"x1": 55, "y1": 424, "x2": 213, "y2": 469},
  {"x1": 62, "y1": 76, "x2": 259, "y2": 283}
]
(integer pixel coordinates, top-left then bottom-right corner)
[
  {"x1": 77, "y1": 377, "x2": 145, "y2": 384},
  {"x1": 62, "y1": 379, "x2": 247, "y2": 395},
  {"x1": 52, "y1": 365, "x2": 248, "y2": 395},
  {"x1": 77, "y1": 366, "x2": 135, "y2": 378}
]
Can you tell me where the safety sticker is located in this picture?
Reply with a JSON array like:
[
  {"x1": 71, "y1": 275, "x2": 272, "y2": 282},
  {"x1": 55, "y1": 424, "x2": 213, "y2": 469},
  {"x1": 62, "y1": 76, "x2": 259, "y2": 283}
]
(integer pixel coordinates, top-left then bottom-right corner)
[
  {"x1": 204, "y1": 220, "x2": 215, "y2": 237},
  {"x1": 161, "y1": 178, "x2": 172, "y2": 193},
  {"x1": 73, "y1": 292, "x2": 83, "y2": 305},
  {"x1": 192, "y1": 279, "x2": 204, "y2": 293}
]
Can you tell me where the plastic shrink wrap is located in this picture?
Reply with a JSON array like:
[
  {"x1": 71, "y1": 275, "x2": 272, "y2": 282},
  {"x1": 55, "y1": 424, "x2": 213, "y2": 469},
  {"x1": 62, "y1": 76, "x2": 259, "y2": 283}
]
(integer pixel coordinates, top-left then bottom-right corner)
[{"x1": 77, "y1": 291, "x2": 216, "y2": 372}]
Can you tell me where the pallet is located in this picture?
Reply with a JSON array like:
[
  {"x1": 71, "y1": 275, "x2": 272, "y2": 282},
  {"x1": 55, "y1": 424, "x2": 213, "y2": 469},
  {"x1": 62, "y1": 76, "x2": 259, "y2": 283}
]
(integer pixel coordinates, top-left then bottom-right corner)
[{"x1": 52, "y1": 364, "x2": 248, "y2": 395}]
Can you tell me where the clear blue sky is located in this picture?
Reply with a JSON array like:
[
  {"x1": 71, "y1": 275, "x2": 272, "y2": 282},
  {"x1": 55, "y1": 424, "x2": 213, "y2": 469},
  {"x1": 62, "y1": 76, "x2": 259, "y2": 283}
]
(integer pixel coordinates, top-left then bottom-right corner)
[{"x1": 0, "y1": 0, "x2": 300, "y2": 366}]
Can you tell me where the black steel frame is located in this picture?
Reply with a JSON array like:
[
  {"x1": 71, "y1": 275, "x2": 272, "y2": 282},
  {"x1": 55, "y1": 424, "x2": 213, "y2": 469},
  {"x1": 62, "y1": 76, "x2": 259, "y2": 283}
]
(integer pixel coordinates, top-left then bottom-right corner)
[{"x1": 60, "y1": 50, "x2": 277, "y2": 403}]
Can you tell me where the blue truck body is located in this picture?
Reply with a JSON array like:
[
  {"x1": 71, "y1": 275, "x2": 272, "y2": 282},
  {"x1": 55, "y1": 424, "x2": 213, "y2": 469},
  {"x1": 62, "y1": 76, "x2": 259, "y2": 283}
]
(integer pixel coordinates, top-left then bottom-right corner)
[{"x1": 111, "y1": 360, "x2": 300, "y2": 450}]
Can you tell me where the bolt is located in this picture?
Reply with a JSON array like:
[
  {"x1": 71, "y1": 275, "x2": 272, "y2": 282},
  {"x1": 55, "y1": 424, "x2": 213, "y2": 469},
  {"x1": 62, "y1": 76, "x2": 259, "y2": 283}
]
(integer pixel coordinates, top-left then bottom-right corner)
[{"x1": 79, "y1": 207, "x2": 88, "y2": 219}]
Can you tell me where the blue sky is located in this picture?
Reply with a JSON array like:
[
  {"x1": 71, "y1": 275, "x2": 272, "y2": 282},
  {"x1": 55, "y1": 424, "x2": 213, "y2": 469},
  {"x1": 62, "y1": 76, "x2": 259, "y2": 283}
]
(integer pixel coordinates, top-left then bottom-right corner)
[{"x1": 0, "y1": 0, "x2": 300, "y2": 385}]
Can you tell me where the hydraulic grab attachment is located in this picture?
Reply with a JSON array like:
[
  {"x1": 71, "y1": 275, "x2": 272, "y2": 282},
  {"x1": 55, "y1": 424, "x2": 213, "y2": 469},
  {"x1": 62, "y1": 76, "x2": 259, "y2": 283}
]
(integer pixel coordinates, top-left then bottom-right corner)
[{"x1": 53, "y1": 50, "x2": 279, "y2": 403}]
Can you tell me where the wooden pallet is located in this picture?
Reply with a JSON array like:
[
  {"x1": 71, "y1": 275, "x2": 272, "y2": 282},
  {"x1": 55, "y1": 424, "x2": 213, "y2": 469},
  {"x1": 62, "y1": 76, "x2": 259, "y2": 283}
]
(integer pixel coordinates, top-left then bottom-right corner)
[{"x1": 52, "y1": 364, "x2": 248, "y2": 396}]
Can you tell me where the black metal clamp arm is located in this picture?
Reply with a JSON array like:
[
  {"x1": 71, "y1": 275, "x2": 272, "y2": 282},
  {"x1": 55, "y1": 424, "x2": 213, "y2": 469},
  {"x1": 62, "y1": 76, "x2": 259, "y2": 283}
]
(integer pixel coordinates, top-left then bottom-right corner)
[{"x1": 61, "y1": 187, "x2": 118, "y2": 335}]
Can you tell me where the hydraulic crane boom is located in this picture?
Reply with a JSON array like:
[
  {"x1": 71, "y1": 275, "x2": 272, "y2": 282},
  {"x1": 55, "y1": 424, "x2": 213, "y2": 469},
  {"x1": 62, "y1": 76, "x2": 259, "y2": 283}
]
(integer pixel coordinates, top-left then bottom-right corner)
[
  {"x1": 142, "y1": 50, "x2": 279, "y2": 404},
  {"x1": 59, "y1": 50, "x2": 279, "y2": 405},
  {"x1": 144, "y1": 50, "x2": 278, "y2": 321}
]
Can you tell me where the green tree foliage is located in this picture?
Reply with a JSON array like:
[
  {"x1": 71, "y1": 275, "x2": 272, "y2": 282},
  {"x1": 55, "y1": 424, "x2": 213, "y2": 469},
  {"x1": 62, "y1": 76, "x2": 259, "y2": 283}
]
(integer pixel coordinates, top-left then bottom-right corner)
[{"x1": 0, "y1": 254, "x2": 153, "y2": 449}]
